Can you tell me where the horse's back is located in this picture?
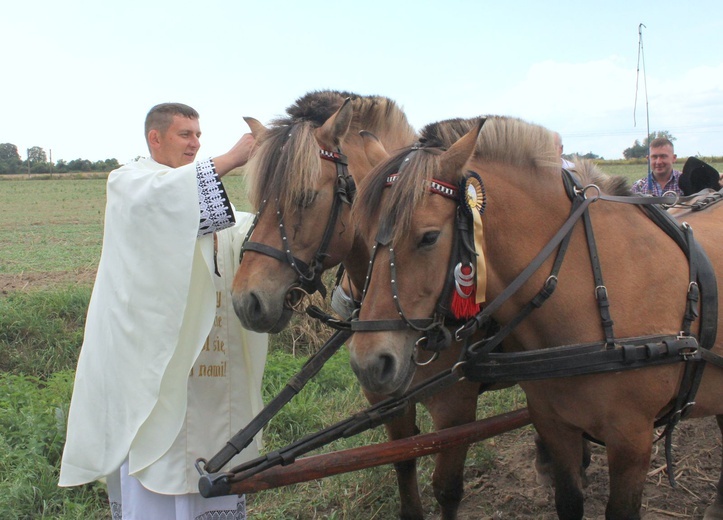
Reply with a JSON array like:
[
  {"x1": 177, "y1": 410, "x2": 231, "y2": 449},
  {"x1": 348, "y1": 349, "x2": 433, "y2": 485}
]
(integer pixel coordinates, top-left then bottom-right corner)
[{"x1": 680, "y1": 198, "x2": 723, "y2": 262}]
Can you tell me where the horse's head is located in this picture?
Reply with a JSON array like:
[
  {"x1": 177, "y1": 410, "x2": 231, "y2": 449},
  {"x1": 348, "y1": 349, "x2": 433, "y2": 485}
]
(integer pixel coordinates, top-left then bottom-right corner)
[
  {"x1": 348, "y1": 115, "x2": 641, "y2": 395},
  {"x1": 347, "y1": 120, "x2": 484, "y2": 395},
  {"x1": 232, "y1": 91, "x2": 415, "y2": 333}
]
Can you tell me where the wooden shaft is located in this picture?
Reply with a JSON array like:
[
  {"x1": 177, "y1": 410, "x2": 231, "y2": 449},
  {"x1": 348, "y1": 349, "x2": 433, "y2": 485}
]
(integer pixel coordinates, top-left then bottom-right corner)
[{"x1": 227, "y1": 407, "x2": 530, "y2": 494}]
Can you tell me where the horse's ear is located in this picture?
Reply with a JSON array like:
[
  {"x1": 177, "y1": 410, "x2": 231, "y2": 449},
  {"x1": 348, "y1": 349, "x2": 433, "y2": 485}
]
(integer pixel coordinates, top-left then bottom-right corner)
[
  {"x1": 440, "y1": 120, "x2": 483, "y2": 178},
  {"x1": 243, "y1": 117, "x2": 268, "y2": 139},
  {"x1": 317, "y1": 97, "x2": 354, "y2": 147},
  {"x1": 360, "y1": 130, "x2": 390, "y2": 167}
]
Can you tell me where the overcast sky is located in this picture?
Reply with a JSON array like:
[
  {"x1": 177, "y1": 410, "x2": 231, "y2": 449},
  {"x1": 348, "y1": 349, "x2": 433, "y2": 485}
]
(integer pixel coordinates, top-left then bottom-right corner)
[{"x1": 2, "y1": 0, "x2": 722, "y2": 164}]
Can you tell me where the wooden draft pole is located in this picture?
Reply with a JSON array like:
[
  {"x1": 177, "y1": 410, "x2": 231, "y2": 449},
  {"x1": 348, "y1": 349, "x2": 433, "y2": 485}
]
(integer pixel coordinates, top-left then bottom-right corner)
[{"x1": 225, "y1": 408, "x2": 530, "y2": 494}]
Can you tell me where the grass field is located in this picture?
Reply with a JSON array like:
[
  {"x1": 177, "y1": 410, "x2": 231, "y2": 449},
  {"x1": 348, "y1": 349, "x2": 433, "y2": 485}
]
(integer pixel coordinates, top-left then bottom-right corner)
[
  {"x1": 0, "y1": 173, "x2": 251, "y2": 277},
  {"x1": 3, "y1": 160, "x2": 721, "y2": 277},
  {"x1": 0, "y1": 170, "x2": 527, "y2": 518},
  {"x1": 1, "y1": 158, "x2": 720, "y2": 518},
  {"x1": 596, "y1": 158, "x2": 723, "y2": 185}
]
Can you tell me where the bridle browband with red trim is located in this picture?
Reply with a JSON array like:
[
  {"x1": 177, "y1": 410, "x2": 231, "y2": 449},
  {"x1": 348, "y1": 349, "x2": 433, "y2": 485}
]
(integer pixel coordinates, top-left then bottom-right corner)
[
  {"x1": 350, "y1": 148, "x2": 473, "y2": 355},
  {"x1": 384, "y1": 173, "x2": 459, "y2": 200},
  {"x1": 240, "y1": 147, "x2": 355, "y2": 301},
  {"x1": 351, "y1": 156, "x2": 722, "y2": 484}
]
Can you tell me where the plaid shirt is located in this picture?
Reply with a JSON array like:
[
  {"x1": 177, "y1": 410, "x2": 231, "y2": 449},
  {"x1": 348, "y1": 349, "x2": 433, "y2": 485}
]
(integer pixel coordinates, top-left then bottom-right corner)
[{"x1": 631, "y1": 170, "x2": 683, "y2": 196}]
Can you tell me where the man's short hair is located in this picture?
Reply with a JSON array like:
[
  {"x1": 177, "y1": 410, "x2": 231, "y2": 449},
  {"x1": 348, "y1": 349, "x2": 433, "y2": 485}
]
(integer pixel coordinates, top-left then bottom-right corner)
[
  {"x1": 649, "y1": 137, "x2": 674, "y2": 151},
  {"x1": 144, "y1": 103, "x2": 199, "y2": 140}
]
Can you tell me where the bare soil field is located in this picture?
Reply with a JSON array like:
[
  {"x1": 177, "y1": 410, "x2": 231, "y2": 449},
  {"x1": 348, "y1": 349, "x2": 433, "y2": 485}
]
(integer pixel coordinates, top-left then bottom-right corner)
[{"x1": 456, "y1": 417, "x2": 720, "y2": 519}]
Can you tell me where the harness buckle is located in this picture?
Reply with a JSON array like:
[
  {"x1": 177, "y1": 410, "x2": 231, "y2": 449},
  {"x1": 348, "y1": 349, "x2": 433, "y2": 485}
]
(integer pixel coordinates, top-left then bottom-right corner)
[
  {"x1": 454, "y1": 319, "x2": 479, "y2": 342},
  {"x1": 680, "y1": 345, "x2": 700, "y2": 361},
  {"x1": 671, "y1": 401, "x2": 696, "y2": 423},
  {"x1": 673, "y1": 334, "x2": 700, "y2": 360}
]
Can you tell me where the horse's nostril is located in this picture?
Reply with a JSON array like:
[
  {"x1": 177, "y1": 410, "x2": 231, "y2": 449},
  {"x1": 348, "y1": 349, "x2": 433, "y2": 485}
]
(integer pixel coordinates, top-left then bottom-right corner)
[
  {"x1": 247, "y1": 292, "x2": 263, "y2": 318},
  {"x1": 378, "y1": 353, "x2": 396, "y2": 383},
  {"x1": 233, "y1": 291, "x2": 262, "y2": 323}
]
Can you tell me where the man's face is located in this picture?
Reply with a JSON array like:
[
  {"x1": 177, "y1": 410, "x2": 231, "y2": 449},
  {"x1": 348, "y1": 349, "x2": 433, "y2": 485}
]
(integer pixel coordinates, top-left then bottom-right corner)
[
  {"x1": 649, "y1": 144, "x2": 676, "y2": 179},
  {"x1": 150, "y1": 115, "x2": 201, "y2": 168}
]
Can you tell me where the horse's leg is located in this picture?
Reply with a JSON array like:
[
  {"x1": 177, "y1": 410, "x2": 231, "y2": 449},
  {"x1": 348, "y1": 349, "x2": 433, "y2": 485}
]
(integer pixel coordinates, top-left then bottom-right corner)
[
  {"x1": 535, "y1": 434, "x2": 592, "y2": 487},
  {"x1": 704, "y1": 415, "x2": 723, "y2": 520},
  {"x1": 380, "y1": 401, "x2": 425, "y2": 520},
  {"x1": 532, "y1": 415, "x2": 586, "y2": 520},
  {"x1": 604, "y1": 423, "x2": 654, "y2": 520},
  {"x1": 423, "y1": 380, "x2": 479, "y2": 520},
  {"x1": 363, "y1": 388, "x2": 423, "y2": 519},
  {"x1": 534, "y1": 432, "x2": 555, "y2": 486}
]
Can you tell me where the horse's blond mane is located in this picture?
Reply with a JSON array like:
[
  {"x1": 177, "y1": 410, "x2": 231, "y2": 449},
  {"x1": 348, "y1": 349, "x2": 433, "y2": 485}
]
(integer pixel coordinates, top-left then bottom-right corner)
[
  {"x1": 354, "y1": 116, "x2": 630, "y2": 245},
  {"x1": 246, "y1": 122, "x2": 321, "y2": 211},
  {"x1": 475, "y1": 116, "x2": 560, "y2": 172},
  {"x1": 246, "y1": 91, "x2": 415, "y2": 213},
  {"x1": 349, "y1": 95, "x2": 416, "y2": 145}
]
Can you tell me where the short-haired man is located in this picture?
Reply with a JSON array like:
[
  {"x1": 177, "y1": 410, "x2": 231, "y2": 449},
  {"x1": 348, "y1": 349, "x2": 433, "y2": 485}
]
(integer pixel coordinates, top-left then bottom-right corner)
[
  {"x1": 59, "y1": 103, "x2": 268, "y2": 519},
  {"x1": 631, "y1": 137, "x2": 682, "y2": 195}
]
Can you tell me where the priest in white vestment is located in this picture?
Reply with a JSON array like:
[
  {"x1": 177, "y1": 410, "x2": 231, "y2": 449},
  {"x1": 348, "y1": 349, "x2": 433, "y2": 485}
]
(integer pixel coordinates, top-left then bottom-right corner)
[{"x1": 59, "y1": 103, "x2": 268, "y2": 520}]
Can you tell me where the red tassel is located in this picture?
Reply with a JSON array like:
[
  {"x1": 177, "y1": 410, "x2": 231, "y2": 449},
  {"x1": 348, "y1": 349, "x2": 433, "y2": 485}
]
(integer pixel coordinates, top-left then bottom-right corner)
[{"x1": 451, "y1": 265, "x2": 480, "y2": 319}]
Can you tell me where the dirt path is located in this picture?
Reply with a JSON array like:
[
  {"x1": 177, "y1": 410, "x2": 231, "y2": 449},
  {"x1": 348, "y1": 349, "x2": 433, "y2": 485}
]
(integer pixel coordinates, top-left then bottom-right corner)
[{"x1": 454, "y1": 416, "x2": 720, "y2": 519}]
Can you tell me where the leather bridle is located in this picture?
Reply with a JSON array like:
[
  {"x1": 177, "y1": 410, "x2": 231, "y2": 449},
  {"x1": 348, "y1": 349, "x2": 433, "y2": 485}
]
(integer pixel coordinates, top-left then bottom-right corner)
[
  {"x1": 240, "y1": 147, "x2": 355, "y2": 303},
  {"x1": 350, "y1": 148, "x2": 469, "y2": 355}
]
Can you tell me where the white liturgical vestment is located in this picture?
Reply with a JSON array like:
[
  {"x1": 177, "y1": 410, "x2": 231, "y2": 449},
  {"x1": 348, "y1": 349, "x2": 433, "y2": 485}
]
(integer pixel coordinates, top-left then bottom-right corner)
[{"x1": 59, "y1": 157, "x2": 268, "y2": 494}]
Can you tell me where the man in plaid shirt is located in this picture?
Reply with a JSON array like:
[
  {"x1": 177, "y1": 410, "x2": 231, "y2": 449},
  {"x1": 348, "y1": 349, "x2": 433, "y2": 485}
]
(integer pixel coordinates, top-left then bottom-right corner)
[{"x1": 631, "y1": 137, "x2": 683, "y2": 196}]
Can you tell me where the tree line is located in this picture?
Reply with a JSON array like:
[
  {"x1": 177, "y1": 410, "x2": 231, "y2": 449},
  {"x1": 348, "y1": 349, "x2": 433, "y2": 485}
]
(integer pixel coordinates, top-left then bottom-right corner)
[
  {"x1": 0, "y1": 131, "x2": 677, "y2": 175},
  {"x1": 622, "y1": 131, "x2": 676, "y2": 159},
  {"x1": 0, "y1": 143, "x2": 119, "y2": 175}
]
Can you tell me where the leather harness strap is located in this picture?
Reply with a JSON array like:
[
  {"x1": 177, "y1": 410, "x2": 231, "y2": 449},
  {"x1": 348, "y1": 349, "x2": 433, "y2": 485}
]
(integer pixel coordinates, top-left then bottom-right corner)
[{"x1": 199, "y1": 166, "x2": 723, "y2": 495}]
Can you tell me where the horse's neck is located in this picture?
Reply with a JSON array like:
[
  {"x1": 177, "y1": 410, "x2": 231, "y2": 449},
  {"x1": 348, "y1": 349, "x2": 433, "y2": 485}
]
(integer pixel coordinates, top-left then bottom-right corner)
[
  {"x1": 337, "y1": 124, "x2": 414, "y2": 294},
  {"x1": 487, "y1": 185, "x2": 693, "y2": 348},
  {"x1": 482, "y1": 164, "x2": 578, "y2": 306}
]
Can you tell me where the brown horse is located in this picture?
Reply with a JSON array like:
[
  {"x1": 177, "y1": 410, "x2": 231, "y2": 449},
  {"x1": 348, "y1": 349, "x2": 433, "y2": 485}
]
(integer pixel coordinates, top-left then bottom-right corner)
[
  {"x1": 348, "y1": 115, "x2": 723, "y2": 520},
  {"x1": 231, "y1": 91, "x2": 488, "y2": 519},
  {"x1": 232, "y1": 90, "x2": 414, "y2": 332}
]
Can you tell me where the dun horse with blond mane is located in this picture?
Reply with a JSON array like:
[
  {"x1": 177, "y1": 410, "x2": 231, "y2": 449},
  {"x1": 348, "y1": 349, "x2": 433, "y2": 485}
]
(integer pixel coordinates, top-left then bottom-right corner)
[
  {"x1": 232, "y1": 91, "x2": 495, "y2": 519},
  {"x1": 348, "y1": 115, "x2": 723, "y2": 520}
]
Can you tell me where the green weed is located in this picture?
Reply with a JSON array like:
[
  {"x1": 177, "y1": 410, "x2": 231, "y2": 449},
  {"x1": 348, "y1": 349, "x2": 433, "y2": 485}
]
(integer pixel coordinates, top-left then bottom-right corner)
[
  {"x1": 0, "y1": 287, "x2": 90, "y2": 376},
  {"x1": 0, "y1": 371, "x2": 110, "y2": 519}
]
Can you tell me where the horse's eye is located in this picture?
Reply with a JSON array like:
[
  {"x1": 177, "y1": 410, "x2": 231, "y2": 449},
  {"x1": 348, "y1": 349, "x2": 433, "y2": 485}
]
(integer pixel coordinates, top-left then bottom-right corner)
[
  {"x1": 418, "y1": 231, "x2": 440, "y2": 248},
  {"x1": 295, "y1": 190, "x2": 318, "y2": 208}
]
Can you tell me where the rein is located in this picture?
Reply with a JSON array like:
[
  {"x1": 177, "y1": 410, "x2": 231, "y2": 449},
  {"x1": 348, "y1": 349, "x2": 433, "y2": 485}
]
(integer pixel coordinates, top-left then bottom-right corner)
[
  {"x1": 456, "y1": 170, "x2": 722, "y2": 486},
  {"x1": 198, "y1": 359, "x2": 465, "y2": 498},
  {"x1": 240, "y1": 148, "x2": 355, "y2": 300},
  {"x1": 199, "y1": 165, "x2": 723, "y2": 496},
  {"x1": 349, "y1": 162, "x2": 723, "y2": 485}
]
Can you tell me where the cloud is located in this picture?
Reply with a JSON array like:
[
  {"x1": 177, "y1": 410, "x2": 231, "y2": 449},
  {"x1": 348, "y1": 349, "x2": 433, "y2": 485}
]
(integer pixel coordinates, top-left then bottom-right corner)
[
  {"x1": 489, "y1": 57, "x2": 635, "y2": 126},
  {"x1": 467, "y1": 58, "x2": 723, "y2": 158}
]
